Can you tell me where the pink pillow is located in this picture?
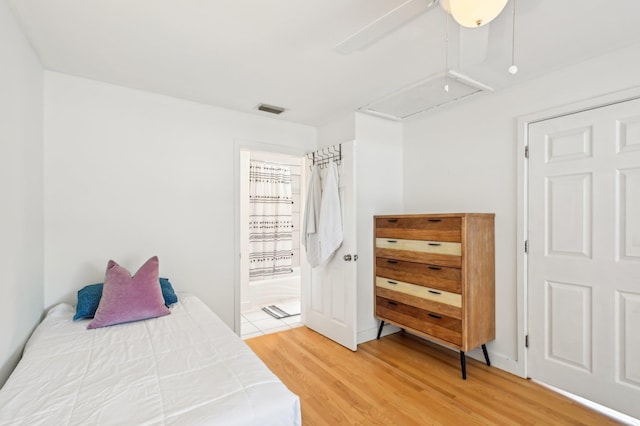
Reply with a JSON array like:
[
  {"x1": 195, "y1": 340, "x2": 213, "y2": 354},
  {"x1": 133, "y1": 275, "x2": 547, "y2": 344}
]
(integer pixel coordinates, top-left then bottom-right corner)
[{"x1": 88, "y1": 256, "x2": 170, "y2": 329}]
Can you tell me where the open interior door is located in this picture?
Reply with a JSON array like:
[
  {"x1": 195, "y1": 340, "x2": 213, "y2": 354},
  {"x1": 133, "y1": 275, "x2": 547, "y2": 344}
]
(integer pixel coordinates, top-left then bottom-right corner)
[{"x1": 302, "y1": 141, "x2": 357, "y2": 351}]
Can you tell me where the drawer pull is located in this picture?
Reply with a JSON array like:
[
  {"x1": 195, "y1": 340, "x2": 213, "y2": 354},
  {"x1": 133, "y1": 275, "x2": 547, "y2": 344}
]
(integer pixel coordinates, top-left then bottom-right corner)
[
  {"x1": 428, "y1": 266, "x2": 442, "y2": 271},
  {"x1": 428, "y1": 242, "x2": 441, "y2": 246},
  {"x1": 428, "y1": 290, "x2": 442, "y2": 295},
  {"x1": 387, "y1": 219, "x2": 398, "y2": 223},
  {"x1": 387, "y1": 240, "x2": 398, "y2": 243},
  {"x1": 428, "y1": 219, "x2": 442, "y2": 222},
  {"x1": 428, "y1": 313, "x2": 442, "y2": 319},
  {"x1": 387, "y1": 260, "x2": 398, "y2": 264},
  {"x1": 387, "y1": 301, "x2": 398, "y2": 306},
  {"x1": 387, "y1": 280, "x2": 398, "y2": 285}
]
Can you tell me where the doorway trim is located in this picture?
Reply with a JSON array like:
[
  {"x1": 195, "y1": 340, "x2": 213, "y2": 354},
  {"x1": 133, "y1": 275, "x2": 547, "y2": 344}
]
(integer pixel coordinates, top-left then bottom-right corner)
[
  {"x1": 516, "y1": 86, "x2": 640, "y2": 379},
  {"x1": 232, "y1": 138, "x2": 310, "y2": 335}
]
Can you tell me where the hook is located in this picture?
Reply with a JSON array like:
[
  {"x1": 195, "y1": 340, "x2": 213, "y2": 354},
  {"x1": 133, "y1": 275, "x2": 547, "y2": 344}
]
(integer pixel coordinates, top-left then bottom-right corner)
[{"x1": 306, "y1": 144, "x2": 342, "y2": 169}]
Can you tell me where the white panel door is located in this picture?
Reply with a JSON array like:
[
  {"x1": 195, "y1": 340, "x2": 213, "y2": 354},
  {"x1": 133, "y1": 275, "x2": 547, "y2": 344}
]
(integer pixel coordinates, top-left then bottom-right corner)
[
  {"x1": 303, "y1": 141, "x2": 357, "y2": 351},
  {"x1": 528, "y1": 98, "x2": 640, "y2": 419}
]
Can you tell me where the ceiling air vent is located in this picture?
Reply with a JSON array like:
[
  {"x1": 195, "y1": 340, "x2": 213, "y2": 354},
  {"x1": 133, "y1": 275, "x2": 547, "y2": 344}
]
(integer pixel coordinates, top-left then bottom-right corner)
[
  {"x1": 359, "y1": 70, "x2": 493, "y2": 120},
  {"x1": 257, "y1": 103, "x2": 286, "y2": 115}
]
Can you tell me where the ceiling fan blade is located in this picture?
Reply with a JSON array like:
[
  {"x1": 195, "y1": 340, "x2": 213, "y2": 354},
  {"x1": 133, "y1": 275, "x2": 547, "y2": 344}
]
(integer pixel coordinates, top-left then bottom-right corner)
[{"x1": 334, "y1": 0, "x2": 439, "y2": 54}]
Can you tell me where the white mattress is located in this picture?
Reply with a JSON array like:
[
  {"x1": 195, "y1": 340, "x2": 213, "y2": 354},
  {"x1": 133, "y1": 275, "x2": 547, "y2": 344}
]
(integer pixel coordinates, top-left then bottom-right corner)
[{"x1": 0, "y1": 294, "x2": 301, "y2": 425}]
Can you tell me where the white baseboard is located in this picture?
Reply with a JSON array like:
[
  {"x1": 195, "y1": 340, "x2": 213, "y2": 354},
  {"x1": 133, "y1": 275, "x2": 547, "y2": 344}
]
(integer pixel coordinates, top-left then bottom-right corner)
[
  {"x1": 357, "y1": 323, "x2": 401, "y2": 344},
  {"x1": 534, "y1": 381, "x2": 640, "y2": 426},
  {"x1": 357, "y1": 325, "x2": 522, "y2": 378},
  {"x1": 464, "y1": 346, "x2": 520, "y2": 377}
]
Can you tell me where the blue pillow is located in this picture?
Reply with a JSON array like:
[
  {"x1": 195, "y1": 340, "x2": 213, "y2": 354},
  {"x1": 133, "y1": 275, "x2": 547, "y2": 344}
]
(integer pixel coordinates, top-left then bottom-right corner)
[
  {"x1": 73, "y1": 283, "x2": 103, "y2": 321},
  {"x1": 159, "y1": 278, "x2": 178, "y2": 305},
  {"x1": 73, "y1": 278, "x2": 178, "y2": 321}
]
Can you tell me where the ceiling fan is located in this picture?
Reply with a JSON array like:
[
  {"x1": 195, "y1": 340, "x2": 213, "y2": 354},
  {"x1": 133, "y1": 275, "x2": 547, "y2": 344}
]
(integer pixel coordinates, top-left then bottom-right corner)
[
  {"x1": 334, "y1": 0, "x2": 509, "y2": 54},
  {"x1": 343, "y1": 0, "x2": 513, "y2": 120}
]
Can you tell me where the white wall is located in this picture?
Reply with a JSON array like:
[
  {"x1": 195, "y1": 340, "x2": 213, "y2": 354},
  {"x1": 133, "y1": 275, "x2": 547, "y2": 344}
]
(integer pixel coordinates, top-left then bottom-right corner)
[
  {"x1": 0, "y1": 1, "x2": 44, "y2": 387},
  {"x1": 44, "y1": 72, "x2": 316, "y2": 328},
  {"x1": 403, "y1": 44, "x2": 640, "y2": 375},
  {"x1": 317, "y1": 112, "x2": 355, "y2": 149},
  {"x1": 353, "y1": 113, "x2": 404, "y2": 342}
]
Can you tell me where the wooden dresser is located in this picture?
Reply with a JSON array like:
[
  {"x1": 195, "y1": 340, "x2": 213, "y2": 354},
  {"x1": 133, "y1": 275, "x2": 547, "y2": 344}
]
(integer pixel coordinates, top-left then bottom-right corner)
[{"x1": 374, "y1": 213, "x2": 495, "y2": 379}]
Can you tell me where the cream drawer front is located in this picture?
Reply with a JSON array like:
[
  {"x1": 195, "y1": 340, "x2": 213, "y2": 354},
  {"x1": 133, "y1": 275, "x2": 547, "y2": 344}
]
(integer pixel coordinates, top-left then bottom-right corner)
[
  {"x1": 376, "y1": 238, "x2": 461, "y2": 256},
  {"x1": 376, "y1": 277, "x2": 462, "y2": 308}
]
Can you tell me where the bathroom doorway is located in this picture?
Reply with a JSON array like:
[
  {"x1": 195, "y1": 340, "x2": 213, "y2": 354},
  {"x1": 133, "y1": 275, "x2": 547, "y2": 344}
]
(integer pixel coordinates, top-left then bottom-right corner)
[{"x1": 239, "y1": 150, "x2": 305, "y2": 339}]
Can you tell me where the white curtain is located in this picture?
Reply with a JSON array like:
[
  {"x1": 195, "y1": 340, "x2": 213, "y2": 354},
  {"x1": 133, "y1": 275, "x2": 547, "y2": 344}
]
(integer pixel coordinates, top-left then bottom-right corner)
[{"x1": 248, "y1": 160, "x2": 293, "y2": 281}]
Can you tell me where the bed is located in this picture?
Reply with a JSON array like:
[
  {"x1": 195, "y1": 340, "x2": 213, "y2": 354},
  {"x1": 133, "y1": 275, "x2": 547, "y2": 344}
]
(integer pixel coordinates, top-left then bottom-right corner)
[{"x1": 0, "y1": 293, "x2": 301, "y2": 425}]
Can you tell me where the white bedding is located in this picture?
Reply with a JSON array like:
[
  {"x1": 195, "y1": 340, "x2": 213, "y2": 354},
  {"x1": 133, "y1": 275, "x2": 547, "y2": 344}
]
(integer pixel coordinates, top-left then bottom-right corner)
[{"x1": 0, "y1": 294, "x2": 300, "y2": 425}]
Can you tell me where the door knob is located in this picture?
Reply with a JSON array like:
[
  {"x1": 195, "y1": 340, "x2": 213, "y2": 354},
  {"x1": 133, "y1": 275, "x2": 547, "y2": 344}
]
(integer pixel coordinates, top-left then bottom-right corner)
[{"x1": 343, "y1": 254, "x2": 352, "y2": 261}]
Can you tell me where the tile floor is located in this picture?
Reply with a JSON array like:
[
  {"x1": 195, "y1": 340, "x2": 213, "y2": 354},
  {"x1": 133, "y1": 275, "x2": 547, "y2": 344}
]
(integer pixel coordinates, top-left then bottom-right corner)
[{"x1": 241, "y1": 298, "x2": 303, "y2": 339}]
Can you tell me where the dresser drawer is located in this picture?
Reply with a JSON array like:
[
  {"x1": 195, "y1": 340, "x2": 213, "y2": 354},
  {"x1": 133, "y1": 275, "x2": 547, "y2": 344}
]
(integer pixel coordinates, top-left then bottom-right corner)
[
  {"x1": 376, "y1": 296, "x2": 462, "y2": 346},
  {"x1": 376, "y1": 286, "x2": 462, "y2": 320},
  {"x1": 375, "y1": 247, "x2": 462, "y2": 268},
  {"x1": 376, "y1": 277, "x2": 461, "y2": 308},
  {"x1": 375, "y1": 216, "x2": 461, "y2": 242},
  {"x1": 376, "y1": 257, "x2": 461, "y2": 293},
  {"x1": 376, "y1": 238, "x2": 461, "y2": 256}
]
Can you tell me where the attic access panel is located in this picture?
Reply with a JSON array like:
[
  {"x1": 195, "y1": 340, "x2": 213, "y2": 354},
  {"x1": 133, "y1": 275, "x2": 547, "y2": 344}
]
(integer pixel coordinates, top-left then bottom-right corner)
[{"x1": 360, "y1": 70, "x2": 493, "y2": 120}]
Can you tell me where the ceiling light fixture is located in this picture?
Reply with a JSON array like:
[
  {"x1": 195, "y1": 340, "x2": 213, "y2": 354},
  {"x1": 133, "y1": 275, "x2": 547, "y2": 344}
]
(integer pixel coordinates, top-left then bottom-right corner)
[{"x1": 440, "y1": 0, "x2": 509, "y2": 28}]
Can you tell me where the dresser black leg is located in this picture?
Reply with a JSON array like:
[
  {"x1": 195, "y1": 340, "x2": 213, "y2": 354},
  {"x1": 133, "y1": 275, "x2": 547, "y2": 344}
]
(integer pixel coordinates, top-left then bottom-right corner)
[
  {"x1": 460, "y1": 351, "x2": 467, "y2": 380},
  {"x1": 377, "y1": 320, "x2": 385, "y2": 339},
  {"x1": 481, "y1": 344, "x2": 491, "y2": 366}
]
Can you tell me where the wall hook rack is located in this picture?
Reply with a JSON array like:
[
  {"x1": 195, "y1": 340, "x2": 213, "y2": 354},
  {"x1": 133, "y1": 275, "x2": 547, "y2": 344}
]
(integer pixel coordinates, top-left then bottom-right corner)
[{"x1": 306, "y1": 144, "x2": 341, "y2": 169}]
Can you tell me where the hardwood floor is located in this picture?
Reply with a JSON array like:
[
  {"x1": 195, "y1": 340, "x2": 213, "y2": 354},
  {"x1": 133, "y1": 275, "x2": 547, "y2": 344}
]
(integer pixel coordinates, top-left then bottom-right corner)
[{"x1": 246, "y1": 327, "x2": 624, "y2": 425}]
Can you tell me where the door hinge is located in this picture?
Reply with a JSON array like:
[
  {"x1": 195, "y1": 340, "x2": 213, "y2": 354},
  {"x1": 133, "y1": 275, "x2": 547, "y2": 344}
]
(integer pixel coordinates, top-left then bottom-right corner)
[
  {"x1": 525, "y1": 334, "x2": 529, "y2": 348},
  {"x1": 525, "y1": 145, "x2": 529, "y2": 159},
  {"x1": 524, "y1": 240, "x2": 529, "y2": 254}
]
